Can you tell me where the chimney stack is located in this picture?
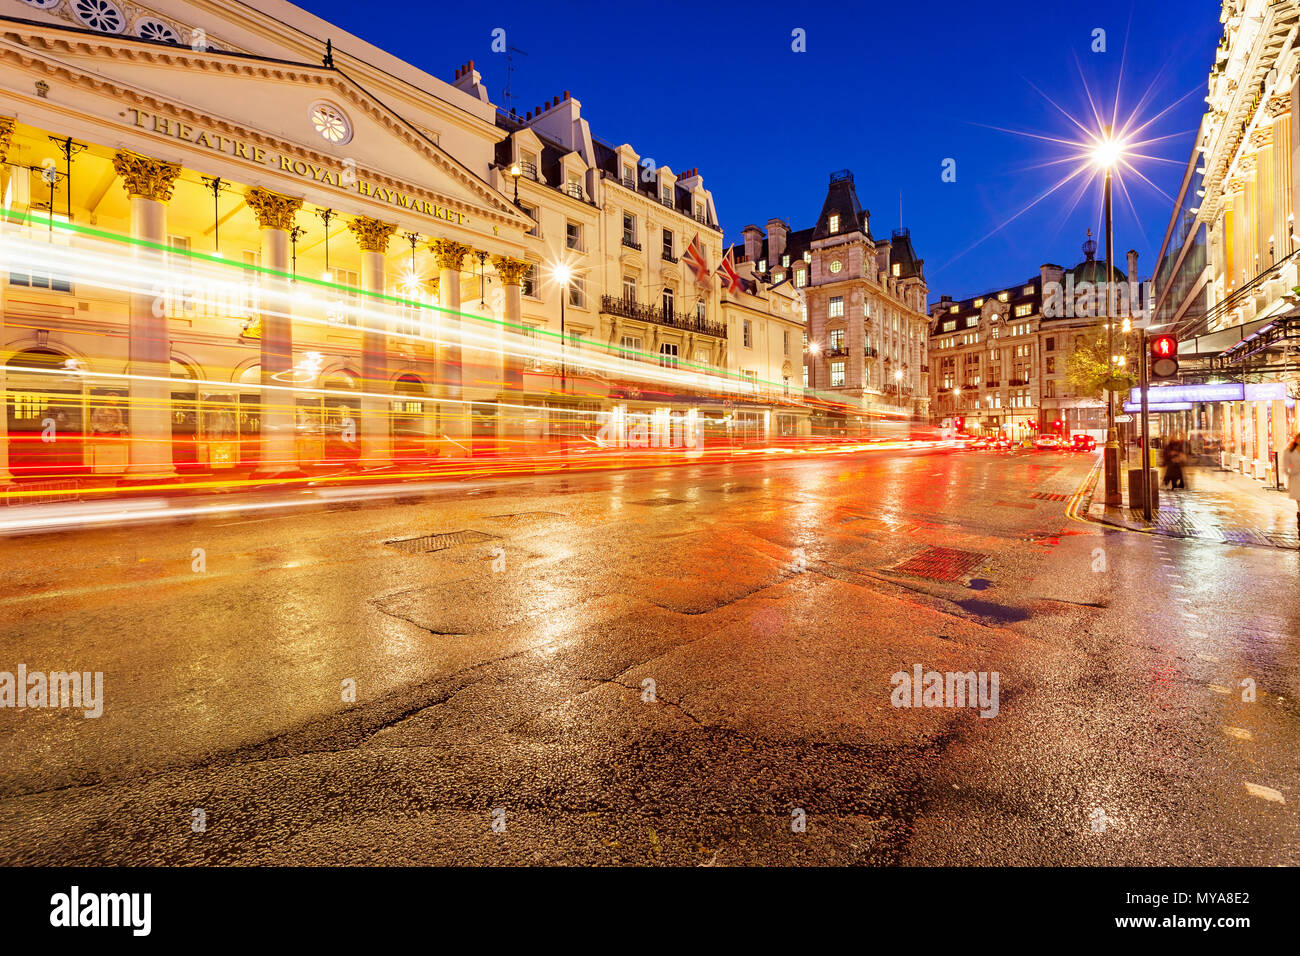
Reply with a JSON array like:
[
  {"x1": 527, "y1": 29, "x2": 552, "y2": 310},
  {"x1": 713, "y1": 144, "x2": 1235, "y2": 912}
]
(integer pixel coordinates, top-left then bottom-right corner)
[{"x1": 767, "y1": 218, "x2": 789, "y2": 266}]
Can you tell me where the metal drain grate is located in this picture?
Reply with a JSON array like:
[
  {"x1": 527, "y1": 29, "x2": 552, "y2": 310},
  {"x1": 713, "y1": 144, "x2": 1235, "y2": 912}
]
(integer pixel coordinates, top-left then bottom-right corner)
[
  {"x1": 631, "y1": 497, "x2": 689, "y2": 507},
  {"x1": 1030, "y1": 492, "x2": 1070, "y2": 501},
  {"x1": 385, "y1": 530, "x2": 499, "y2": 553},
  {"x1": 486, "y1": 511, "x2": 565, "y2": 520},
  {"x1": 893, "y1": 546, "x2": 987, "y2": 581}
]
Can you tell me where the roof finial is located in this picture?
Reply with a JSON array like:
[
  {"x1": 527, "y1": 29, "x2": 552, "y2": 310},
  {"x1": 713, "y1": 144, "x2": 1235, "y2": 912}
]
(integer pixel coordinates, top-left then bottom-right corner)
[
  {"x1": 323, "y1": 39, "x2": 334, "y2": 68},
  {"x1": 1082, "y1": 228, "x2": 1097, "y2": 261}
]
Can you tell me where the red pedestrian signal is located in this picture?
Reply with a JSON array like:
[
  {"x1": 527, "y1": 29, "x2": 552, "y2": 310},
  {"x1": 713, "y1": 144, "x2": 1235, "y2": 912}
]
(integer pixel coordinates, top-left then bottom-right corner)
[{"x1": 1149, "y1": 334, "x2": 1179, "y2": 379}]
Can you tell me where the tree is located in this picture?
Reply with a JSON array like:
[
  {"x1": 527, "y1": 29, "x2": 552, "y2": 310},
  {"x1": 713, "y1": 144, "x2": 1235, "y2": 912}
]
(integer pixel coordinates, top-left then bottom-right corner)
[{"x1": 1066, "y1": 328, "x2": 1137, "y2": 400}]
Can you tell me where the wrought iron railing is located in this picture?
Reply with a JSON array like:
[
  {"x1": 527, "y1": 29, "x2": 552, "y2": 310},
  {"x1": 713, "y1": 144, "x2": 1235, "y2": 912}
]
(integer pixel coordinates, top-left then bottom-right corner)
[{"x1": 600, "y1": 294, "x2": 728, "y2": 338}]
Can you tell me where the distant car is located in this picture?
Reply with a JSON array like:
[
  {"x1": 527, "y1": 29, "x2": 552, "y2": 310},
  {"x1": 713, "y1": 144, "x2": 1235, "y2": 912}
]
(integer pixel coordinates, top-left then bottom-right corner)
[
  {"x1": 992, "y1": 436, "x2": 1013, "y2": 450},
  {"x1": 1034, "y1": 435, "x2": 1063, "y2": 450},
  {"x1": 970, "y1": 437, "x2": 992, "y2": 449},
  {"x1": 1070, "y1": 434, "x2": 1097, "y2": 452}
]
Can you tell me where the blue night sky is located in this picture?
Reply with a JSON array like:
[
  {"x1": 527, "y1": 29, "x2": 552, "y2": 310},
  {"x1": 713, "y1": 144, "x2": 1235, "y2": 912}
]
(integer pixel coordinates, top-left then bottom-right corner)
[{"x1": 299, "y1": 0, "x2": 1222, "y2": 301}]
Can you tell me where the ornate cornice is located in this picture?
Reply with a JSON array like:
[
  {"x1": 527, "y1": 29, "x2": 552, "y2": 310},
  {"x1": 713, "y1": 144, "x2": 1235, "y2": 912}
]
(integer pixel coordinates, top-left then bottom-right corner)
[
  {"x1": 429, "y1": 238, "x2": 473, "y2": 271},
  {"x1": 112, "y1": 150, "x2": 181, "y2": 201},
  {"x1": 1250, "y1": 126, "x2": 1273, "y2": 149},
  {"x1": 0, "y1": 116, "x2": 13, "y2": 165},
  {"x1": 0, "y1": 29, "x2": 531, "y2": 230},
  {"x1": 348, "y1": 216, "x2": 397, "y2": 253},
  {"x1": 1266, "y1": 93, "x2": 1291, "y2": 118},
  {"x1": 491, "y1": 255, "x2": 531, "y2": 286},
  {"x1": 244, "y1": 187, "x2": 303, "y2": 231}
]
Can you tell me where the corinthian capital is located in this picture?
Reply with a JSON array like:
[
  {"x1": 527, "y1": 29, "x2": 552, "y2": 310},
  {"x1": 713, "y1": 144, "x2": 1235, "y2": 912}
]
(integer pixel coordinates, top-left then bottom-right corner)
[
  {"x1": 429, "y1": 238, "x2": 473, "y2": 271},
  {"x1": 113, "y1": 150, "x2": 181, "y2": 202},
  {"x1": 348, "y1": 216, "x2": 397, "y2": 253},
  {"x1": 1266, "y1": 93, "x2": 1291, "y2": 118},
  {"x1": 244, "y1": 187, "x2": 303, "y2": 231},
  {"x1": 491, "y1": 255, "x2": 531, "y2": 286},
  {"x1": 0, "y1": 117, "x2": 14, "y2": 165}
]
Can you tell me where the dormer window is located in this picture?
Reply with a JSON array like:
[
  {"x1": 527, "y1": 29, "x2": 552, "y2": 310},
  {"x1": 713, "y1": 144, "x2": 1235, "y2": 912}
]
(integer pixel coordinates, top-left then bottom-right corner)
[
  {"x1": 803, "y1": 251, "x2": 811, "y2": 263},
  {"x1": 622, "y1": 163, "x2": 635, "y2": 186},
  {"x1": 892, "y1": 263, "x2": 900, "y2": 277},
  {"x1": 828, "y1": 213, "x2": 840, "y2": 233},
  {"x1": 997, "y1": 291, "x2": 1009, "y2": 302},
  {"x1": 781, "y1": 254, "x2": 790, "y2": 267},
  {"x1": 973, "y1": 298, "x2": 984, "y2": 308}
]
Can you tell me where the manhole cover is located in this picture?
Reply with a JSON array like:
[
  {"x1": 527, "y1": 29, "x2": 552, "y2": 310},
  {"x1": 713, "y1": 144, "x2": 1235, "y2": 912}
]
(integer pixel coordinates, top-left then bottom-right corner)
[
  {"x1": 385, "y1": 530, "x2": 499, "y2": 553},
  {"x1": 631, "y1": 497, "x2": 689, "y2": 507},
  {"x1": 892, "y1": 546, "x2": 987, "y2": 581}
]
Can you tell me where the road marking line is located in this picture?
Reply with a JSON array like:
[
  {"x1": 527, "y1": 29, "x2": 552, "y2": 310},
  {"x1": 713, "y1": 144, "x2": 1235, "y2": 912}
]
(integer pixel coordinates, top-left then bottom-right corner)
[
  {"x1": 1209, "y1": 684, "x2": 1232, "y2": 695},
  {"x1": 1223, "y1": 726, "x2": 1252, "y2": 741},
  {"x1": 1244, "y1": 782, "x2": 1285, "y2": 803}
]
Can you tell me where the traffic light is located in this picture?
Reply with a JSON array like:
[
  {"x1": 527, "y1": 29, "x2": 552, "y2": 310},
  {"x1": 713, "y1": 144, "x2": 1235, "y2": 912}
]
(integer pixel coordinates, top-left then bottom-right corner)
[
  {"x1": 1149, "y1": 334, "x2": 1179, "y2": 380},
  {"x1": 954, "y1": 416, "x2": 964, "y2": 431}
]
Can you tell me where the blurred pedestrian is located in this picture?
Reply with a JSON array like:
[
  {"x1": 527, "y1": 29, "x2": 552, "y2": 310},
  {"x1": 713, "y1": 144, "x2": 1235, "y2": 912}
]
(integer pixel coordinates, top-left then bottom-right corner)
[
  {"x1": 1161, "y1": 435, "x2": 1186, "y2": 489},
  {"x1": 1283, "y1": 433, "x2": 1300, "y2": 538}
]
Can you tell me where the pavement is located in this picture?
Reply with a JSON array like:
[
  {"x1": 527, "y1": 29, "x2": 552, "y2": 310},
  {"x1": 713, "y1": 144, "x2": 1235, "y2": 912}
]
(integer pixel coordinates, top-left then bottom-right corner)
[
  {"x1": 0, "y1": 444, "x2": 1296, "y2": 865},
  {"x1": 1087, "y1": 457, "x2": 1300, "y2": 549}
]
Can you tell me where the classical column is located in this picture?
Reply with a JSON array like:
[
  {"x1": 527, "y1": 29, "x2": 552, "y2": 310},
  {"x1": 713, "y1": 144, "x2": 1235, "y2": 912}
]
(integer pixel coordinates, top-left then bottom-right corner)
[
  {"x1": 243, "y1": 187, "x2": 304, "y2": 476},
  {"x1": 1242, "y1": 157, "x2": 1259, "y2": 285},
  {"x1": 113, "y1": 150, "x2": 181, "y2": 477},
  {"x1": 1251, "y1": 128, "x2": 1274, "y2": 269},
  {"x1": 348, "y1": 216, "x2": 397, "y2": 467},
  {"x1": 1268, "y1": 93, "x2": 1293, "y2": 266},
  {"x1": 492, "y1": 255, "x2": 529, "y2": 457},
  {"x1": 491, "y1": 255, "x2": 529, "y2": 397},
  {"x1": 0, "y1": 117, "x2": 15, "y2": 484},
  {"x1": 429, "y1": 238, "x2": 472, "y2": 453}
]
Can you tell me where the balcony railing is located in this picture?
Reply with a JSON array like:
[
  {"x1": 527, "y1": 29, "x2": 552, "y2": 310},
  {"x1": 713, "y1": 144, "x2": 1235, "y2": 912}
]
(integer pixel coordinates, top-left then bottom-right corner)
[
  {"x1": 1008, "y1": 377, "x2": 1028, "y2": 386},
  {"x1": 827, "y1": 346, "x2": 848, "y2": 357},
  {"x1": 621, "y1": 235, "x2": 641, "y2": 250},
  {"x1": 662, "y1": 251, "x2": 678, "y2": 263},
  {"x1": 600, "y1": 294, "x2": 728, "y2": 338},
  {"x1": 864, "y1": 346, "x2": 878, "y2": 358},
  {"x1": 517, "y1": 160, "x2": 539, "y2": 182},
  {"x1": 562, "y1": 182, "x2": 586, "y2": 200}
]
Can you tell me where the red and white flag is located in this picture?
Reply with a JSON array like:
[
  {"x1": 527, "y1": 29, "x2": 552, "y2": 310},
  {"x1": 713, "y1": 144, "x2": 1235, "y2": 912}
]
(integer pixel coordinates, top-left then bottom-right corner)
[
  {"x1": 717, "y1": 249, "x2": 743, "y2": 295},
  {"x1": 683, "y1": 234, "x2": 709, "y2": 283}
]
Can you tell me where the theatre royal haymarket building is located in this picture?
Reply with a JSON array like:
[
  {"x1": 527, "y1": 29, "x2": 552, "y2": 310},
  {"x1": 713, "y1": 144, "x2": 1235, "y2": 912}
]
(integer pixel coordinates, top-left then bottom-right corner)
[{"x1": 0, "y1": 0, "x2": 806, "y2": 484}]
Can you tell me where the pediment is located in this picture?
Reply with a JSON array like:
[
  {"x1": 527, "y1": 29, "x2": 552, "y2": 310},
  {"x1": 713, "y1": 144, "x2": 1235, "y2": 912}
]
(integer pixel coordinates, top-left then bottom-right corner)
[{"x1": 0, "y1": 22, "x2": 532, "y2": 233}]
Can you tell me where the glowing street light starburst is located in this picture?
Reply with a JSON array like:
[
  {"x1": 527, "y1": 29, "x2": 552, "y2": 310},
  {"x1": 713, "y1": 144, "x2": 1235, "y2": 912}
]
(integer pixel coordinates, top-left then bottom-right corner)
[{"x1": 935, "y1": 42, "x2": 1200, "y2": 275}]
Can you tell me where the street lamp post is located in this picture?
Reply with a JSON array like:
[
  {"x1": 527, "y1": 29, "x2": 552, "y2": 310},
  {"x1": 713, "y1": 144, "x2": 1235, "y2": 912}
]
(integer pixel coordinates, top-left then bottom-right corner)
[
  {"x1": 1097, "y1": 127, "x2": 1123, "y2": 506},
  {"x1": 807, "y1": 341, "x2": 819, "y2": 389},
  {"x1": 510, "y1": 162, "x2": 521, "y2": 205}
]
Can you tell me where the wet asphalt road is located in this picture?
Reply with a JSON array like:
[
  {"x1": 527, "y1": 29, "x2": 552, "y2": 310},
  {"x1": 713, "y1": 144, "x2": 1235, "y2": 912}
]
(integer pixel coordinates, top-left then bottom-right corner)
[{"x1": 0, "y1": 446, "x2": 1297, "y2": 865}]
